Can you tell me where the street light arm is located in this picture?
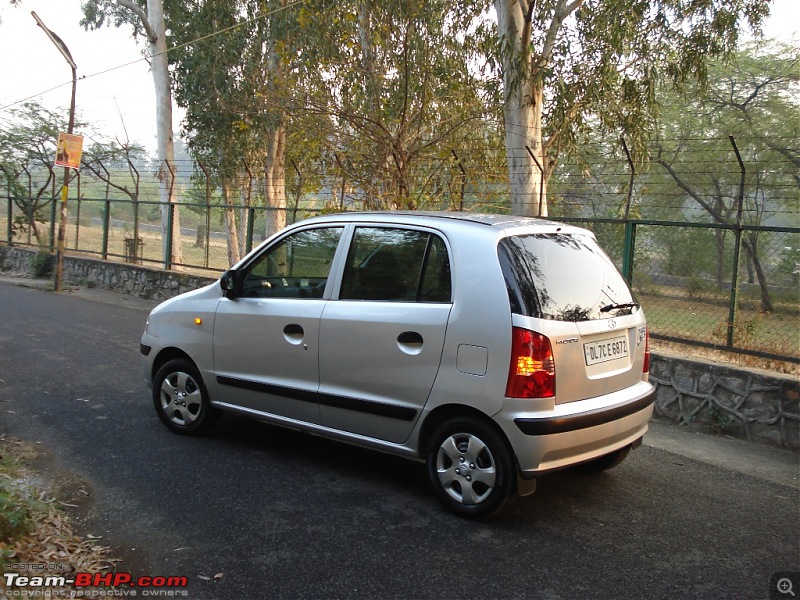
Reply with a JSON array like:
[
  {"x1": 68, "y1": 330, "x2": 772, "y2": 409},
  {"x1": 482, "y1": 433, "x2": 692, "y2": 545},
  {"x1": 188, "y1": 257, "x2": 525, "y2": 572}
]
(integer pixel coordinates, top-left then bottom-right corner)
[
  {"x1": 30, "y1": 10, "x2": 78, "y2": 293},
  {"x1": 31, "y1": 11, "x2": 77, "y2": 70}
]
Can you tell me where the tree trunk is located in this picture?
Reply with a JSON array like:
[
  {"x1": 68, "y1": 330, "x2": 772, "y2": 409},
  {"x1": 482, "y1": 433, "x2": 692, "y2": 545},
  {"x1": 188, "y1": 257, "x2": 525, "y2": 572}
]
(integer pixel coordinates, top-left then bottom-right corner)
[
  {"x1": 357, "y1": 0, "x2": 381, "y2": 119},
  {"x1": 144, "y1": 0, "x2": 183, "y2": 267},
  {"x1": 494, "y1": 0, "x2": 547, "y2": 217},
  {"x1": 221, "y1": 179, "x2": 241, "y2": 266},
  {"x1": 264, "y1": 125, "x2": 286, "y2": 239},
  {"x1": 29, "y1": 211, "x2": 44, "y2": 247},
  {"x1": 742, "y1": 234, "x2": 774, "y2": 313},
  {"x1": 392, "y1": 149, "x2": 414, "y2": 209}
]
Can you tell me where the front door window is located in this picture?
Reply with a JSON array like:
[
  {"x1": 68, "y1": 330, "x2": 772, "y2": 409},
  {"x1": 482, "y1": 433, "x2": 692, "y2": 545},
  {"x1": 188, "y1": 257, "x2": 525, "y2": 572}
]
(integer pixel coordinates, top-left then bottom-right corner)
[{"x1": 242, "y1": 227, "x2": 343, "y2": 299}]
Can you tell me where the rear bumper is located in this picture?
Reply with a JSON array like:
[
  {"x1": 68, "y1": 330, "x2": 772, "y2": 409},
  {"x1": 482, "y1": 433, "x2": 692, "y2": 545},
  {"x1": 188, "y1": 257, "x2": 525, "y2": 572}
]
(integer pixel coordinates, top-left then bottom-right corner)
[
  {"x1": 496, "y1": 382, "x2": 656, "y2": 475},
  {"x1": 513, "y1": 389, "x2": 655, "y2": 435}
]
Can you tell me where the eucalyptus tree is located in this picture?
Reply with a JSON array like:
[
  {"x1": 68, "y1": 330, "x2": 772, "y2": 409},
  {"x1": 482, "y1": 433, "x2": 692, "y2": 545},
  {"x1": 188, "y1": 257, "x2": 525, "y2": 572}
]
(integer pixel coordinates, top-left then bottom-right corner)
[
  {"x1": 649, "y1": 42, "x2": 800, "y2": 312},
  {"x1": 81, "y1": 0, "x2": 184, "y2": 266},
  {"x1": 307, "y1": 0, "x2": 495, "y2": 209},
  {"x1": 168, "y1": 0, "x2": 333, "y2": 241},
  {"x1": 492, "y1": 0, "x2": 772, "y2": 217},
  {"x1": 168, "y1": 0, "x2": 250, "y2": 263}
]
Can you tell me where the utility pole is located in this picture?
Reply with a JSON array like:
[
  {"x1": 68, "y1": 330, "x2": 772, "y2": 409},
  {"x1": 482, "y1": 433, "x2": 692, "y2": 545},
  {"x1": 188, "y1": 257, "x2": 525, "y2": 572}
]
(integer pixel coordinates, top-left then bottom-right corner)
[{"x1": 32, "y1": 11, "x2": 77, "y2": 292}]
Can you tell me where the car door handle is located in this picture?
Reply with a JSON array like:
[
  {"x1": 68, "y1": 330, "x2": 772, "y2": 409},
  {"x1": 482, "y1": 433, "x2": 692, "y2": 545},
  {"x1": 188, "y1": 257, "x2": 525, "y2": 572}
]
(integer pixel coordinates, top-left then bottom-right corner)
[
  {"x1": 397, "y1": 331, "x2": 423, "y2": 355},
  {"x1": 283, "y1": 323, "x2": 305, "y2": 345}
]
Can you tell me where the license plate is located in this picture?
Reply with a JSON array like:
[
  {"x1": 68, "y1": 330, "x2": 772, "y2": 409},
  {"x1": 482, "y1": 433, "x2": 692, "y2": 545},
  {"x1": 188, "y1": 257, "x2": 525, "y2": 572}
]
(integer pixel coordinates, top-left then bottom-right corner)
[{"x1": 584, "y1": 335, "x2": 629, "y2": 366}]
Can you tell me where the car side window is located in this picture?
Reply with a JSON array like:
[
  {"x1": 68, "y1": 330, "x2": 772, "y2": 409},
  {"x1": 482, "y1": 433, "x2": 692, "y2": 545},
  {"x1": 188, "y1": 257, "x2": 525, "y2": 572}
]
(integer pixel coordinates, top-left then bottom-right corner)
[
  {"x1": 340, "y1": 227, "x2": 452, "y2": 302},
  {"x1": 418, "y1": 234, "x2": 452, "y2": 302},
  {"x1": 242, "y1": 227, "x2": 343, "y2": 298}
]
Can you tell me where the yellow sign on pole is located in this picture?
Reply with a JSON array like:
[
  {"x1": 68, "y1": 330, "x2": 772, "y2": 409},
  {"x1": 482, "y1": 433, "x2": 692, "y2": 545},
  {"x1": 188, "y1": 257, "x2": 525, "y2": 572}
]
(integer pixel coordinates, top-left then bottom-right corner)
[{"x1": 54, "y1": 132, "x2": 83, "y2": 170}]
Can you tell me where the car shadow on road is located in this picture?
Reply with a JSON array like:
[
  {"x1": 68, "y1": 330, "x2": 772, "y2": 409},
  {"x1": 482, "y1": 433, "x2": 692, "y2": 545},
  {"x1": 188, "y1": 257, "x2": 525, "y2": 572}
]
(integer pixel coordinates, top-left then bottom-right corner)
[{"x1": 198, "y1": 412, "x2": 630, "y2": 527}]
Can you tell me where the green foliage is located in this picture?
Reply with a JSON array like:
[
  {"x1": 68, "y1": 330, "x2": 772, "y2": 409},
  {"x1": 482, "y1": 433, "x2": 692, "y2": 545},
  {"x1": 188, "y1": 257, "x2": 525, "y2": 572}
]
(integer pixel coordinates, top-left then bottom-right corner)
[
  {"x1": 163, "y1": 0, "x2": 497, "y2": 211},
  {"x1": 0, "y1": 100, "x2": 136, "y2": 246},
  {"x1": 493, "y1": 0, "x2": 773, "y2": 215},
  {"x1": 0, "y1": 484, "x2": 32, "y2": 544},
  {"x1": 648, "y1": 42, "x2": 799, "y2": 312},
  {"x1": 11, "y1": 212, "x2": 45, "y2": 241},
  {"x1": 76, "y1": 0, "x2": 792, "y2": 225},
  {"x1": 0, "y1": 101, "x2": 64, "y2": 241},
  {"x1": 776, "y1": 245, "x2": 800, "y2": 287},
  {"x1": 0, "y1": 445, "x2": 37, "y2": 554},
  {"x1": 708, "y1": 404, "x2": 738, "y2": 436},
  {"x1": 31, "y1": 251, "x2": 54, "y2": 278},
  {"x1": 660, "y1": 227, "x2": 719, "y2": 279},
  {"x1": 651, "y1": 42, "x2": 799, "y2": 224},
  {"x1": 80, "y1": 0, "x2": 147, "y2": 38},
  {"x1": 80, "y1": 140, "x2": 150, "y2": 202},
  {"x1": 685, "y1": 277, "x2": 716, "y2": 301}
]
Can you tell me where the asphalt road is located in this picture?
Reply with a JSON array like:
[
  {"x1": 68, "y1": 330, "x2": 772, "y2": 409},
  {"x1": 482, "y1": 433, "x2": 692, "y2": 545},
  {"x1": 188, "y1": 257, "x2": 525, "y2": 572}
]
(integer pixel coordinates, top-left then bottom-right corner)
[{"x1": 0, "y1": 281, "x2": 798, "y2": 600}]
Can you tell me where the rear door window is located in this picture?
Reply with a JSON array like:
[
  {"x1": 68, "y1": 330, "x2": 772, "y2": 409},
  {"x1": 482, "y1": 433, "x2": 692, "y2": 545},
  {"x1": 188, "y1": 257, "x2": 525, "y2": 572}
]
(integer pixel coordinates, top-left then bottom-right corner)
[
  {"x1": 340, "y1": 227, "x2": 452, "y2": 302},
  {"x1": 499, "y1": 233, "x2": 636, "y2": 321}
]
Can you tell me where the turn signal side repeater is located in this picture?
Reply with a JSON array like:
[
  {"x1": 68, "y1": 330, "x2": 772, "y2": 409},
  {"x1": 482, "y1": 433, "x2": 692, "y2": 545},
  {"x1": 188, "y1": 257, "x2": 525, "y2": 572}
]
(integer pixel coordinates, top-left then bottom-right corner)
[{"x1": 194, "y1": 317, "x2": 203, "y2": 326}]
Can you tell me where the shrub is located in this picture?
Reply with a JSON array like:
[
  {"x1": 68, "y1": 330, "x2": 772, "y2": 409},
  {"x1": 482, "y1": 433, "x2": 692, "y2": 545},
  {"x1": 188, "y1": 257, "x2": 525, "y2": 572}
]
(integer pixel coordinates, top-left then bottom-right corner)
[
  {"x1": 0, "y1": 485, "x2": 32, "y2": 542},
  {"x1": 31, "y1": 251, "x2": 54, "y2": 278}
]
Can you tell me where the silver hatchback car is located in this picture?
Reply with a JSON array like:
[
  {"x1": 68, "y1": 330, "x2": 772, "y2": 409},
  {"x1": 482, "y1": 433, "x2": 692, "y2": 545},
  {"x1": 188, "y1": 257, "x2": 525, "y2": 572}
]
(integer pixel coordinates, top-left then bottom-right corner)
[{"x1": 141, "y1": 212, "x2": 655, "y2": 518}]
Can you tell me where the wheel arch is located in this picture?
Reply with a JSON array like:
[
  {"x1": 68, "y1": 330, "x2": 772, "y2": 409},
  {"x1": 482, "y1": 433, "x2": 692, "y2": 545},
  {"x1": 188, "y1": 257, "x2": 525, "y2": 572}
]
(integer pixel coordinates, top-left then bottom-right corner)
[
  {"x1": 420, "y1": 404, "x2": 524, "y2": 518},
  {"x1": 151, "y1": 347, "x2": 197, "y2": 382},
  {"x1": 418, "y1": 404, "x2": 514, "y2": 461}
]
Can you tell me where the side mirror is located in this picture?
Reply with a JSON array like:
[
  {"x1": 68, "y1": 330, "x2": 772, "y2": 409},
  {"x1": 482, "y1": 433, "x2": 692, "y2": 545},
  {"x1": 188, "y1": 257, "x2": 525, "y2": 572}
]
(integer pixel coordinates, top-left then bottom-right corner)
[{"x1": 220, "y1": 269, "x2": 240, "y2": 299}]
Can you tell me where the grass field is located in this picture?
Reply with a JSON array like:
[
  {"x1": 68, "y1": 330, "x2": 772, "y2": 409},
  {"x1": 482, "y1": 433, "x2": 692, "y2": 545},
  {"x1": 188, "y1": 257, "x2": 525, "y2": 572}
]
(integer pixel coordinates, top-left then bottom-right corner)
[
  {"x1": 641, "y1": 291, "x2": 798, "y2": 359},
  {"x1": 2, "y1": 214, "x2": 236, "y2": 271}
]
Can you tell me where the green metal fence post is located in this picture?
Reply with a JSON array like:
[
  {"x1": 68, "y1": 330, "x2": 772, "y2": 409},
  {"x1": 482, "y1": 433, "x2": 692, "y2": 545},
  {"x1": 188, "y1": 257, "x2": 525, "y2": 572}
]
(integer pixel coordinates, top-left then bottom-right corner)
[
  {"x1": 727, "y1": 136, "x2": 745, "y2": 350},
  {"x1": 622, "y1": 220, "x2": 636, "y2": 286},
  {"x1": 101, "y1": 198, "x2": 110, "y2": 260},
  {"x1": 246, "y1": 206, "x2": 255, "y2": 254},
  {"x1": 204, "y1": 204, "x2": 210, "y2": 269},
  {"x1": 165, "y1": 203, "x2": 174, "y2": 271}
]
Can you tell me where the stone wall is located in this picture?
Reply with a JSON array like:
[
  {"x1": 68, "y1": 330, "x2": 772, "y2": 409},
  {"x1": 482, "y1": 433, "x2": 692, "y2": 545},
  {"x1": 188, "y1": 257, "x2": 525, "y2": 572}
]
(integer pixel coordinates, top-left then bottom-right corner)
[
  {"x1": 650, "y1": 354, "x2": 799, "y2": 451},
  {"x1": 2, "y1": 244, "x2": 798, "y2": 451},
  {"x1": 0, "y1": 245, "x2": 216, "y2": 302}
]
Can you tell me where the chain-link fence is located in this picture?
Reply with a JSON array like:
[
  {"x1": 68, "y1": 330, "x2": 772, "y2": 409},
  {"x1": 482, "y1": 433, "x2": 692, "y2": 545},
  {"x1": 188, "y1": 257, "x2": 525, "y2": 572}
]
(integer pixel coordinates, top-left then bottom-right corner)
[
  {"x1": 554, "y1": 218, "x2": 799, "y2": 364},
  {"x1": 2, "y1": 195, "x2": 798, "y2": 363},
  {"x1": 2, "y1": 196, "x2": 322, "y2": 272}
]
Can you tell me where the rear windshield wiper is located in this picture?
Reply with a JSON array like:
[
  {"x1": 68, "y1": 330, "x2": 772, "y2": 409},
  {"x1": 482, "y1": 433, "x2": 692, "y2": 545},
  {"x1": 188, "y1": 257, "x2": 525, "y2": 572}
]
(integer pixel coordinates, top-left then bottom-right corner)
[{"x1": 600, "y1": 302, "x2": 639, "y2": 313}]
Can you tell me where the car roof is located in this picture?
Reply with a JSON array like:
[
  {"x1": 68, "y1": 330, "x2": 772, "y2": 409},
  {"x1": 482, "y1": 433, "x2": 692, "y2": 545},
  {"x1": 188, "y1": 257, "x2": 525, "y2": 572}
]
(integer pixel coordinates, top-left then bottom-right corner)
[{"x1": 300, "y1": 211, "x2": 589, "y2": 236}]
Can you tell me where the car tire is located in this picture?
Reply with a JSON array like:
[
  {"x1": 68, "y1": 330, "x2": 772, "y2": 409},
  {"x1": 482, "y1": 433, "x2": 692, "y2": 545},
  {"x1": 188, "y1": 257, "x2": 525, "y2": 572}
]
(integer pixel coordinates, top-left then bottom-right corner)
[
  {"x1": 577, "y1": 445, "x2": 631, "y2": 473},
  {"x1": 152, "y1": 359, "x2": 220, "y2": 436},
  {"x1": 426, "y1": 417, "x2": 516, "y2": 520}
]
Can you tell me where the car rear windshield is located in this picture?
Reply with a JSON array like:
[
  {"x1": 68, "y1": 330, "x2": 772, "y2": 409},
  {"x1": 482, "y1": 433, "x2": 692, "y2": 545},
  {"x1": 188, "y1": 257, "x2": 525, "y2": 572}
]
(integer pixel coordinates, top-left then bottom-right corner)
[{"x1": 498, "y1": 233, "x2": 637, "y2": 322}]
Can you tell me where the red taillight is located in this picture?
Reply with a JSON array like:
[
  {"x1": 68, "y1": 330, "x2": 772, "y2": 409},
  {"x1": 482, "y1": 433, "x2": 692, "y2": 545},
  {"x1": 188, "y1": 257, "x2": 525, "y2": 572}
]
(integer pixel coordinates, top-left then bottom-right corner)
[
  {"x1": 642, "y1": 328, "x2": 651, "y2": 373},
  {"x1": 506, "y1": 327, "x2": 555, "y2": 398}
]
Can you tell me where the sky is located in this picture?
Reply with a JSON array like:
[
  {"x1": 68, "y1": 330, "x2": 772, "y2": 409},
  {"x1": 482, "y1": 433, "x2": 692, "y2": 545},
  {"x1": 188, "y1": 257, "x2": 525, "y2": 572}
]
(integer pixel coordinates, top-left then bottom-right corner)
[{"x1": 0, "y1": 0, "x2": 798, "y2": 155}]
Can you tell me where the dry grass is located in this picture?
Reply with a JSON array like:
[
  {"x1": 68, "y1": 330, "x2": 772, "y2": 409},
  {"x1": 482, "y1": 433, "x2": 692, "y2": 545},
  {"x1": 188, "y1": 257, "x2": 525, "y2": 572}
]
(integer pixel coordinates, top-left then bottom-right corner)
[
  {"x1": 0, "y1": 435, "x2": 119, "y2": 589},
  {"x1": 651, "y1": 338, "x2": 799, "y2": 376}
]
